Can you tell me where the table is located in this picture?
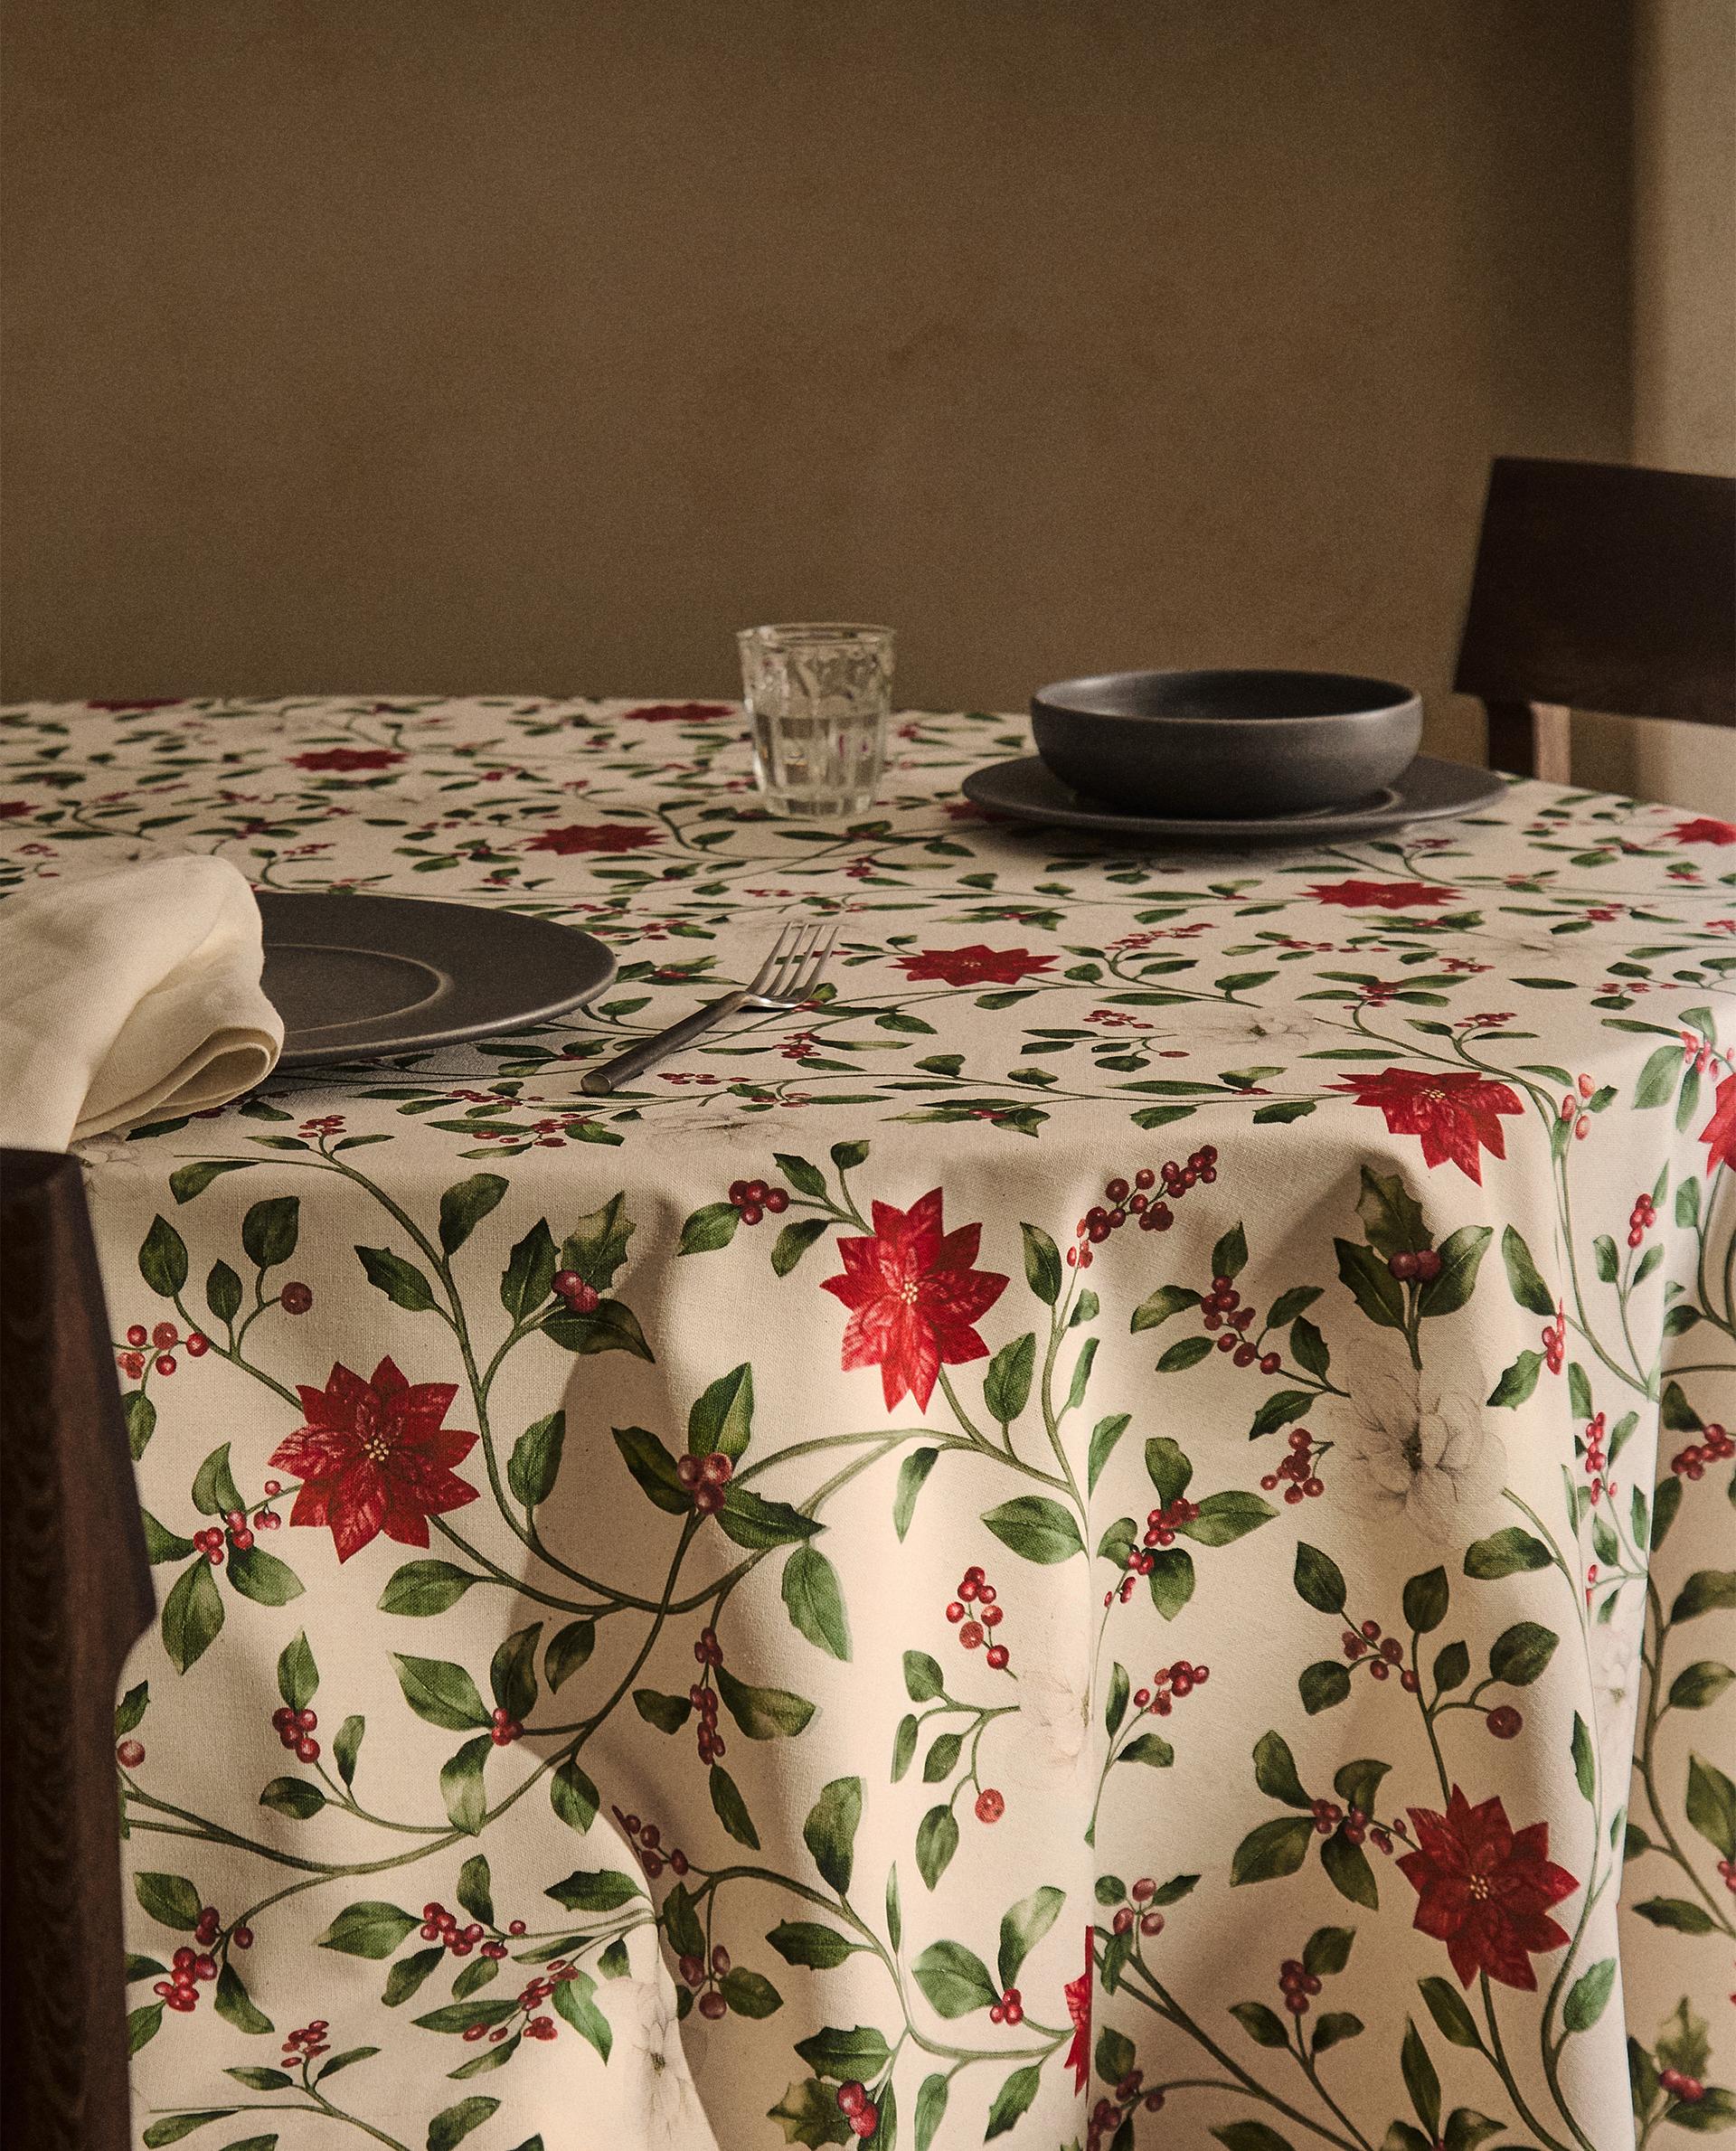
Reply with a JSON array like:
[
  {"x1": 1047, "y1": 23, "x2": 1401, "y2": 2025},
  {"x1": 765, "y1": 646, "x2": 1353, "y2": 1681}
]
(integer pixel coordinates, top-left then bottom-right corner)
[{"x1": 3, "y1": 697, "x2": 1733, "y2": 2151}]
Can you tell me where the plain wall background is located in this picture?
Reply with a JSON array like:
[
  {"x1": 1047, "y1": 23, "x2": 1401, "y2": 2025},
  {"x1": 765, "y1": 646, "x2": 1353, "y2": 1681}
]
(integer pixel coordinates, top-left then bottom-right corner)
[{"x1": 0, "y1": 0, "x2": 1660, "y2": 771}]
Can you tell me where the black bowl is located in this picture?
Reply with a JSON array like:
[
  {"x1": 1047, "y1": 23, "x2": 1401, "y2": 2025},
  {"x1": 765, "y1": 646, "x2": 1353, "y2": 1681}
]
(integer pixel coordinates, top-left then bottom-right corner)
[{"x1": 1030, "y1": 669, "x2": 1424, "y2": 817}]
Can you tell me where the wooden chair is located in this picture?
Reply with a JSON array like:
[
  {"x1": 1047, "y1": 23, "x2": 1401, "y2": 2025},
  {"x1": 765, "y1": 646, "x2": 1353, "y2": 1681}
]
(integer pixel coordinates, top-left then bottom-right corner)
[
  {"x1": 1, "y1": 1150, "x2": 155, "y2": 2151},
  {"x1": 1455, "y1": 455, "x2": 1736, "y2": 782}
]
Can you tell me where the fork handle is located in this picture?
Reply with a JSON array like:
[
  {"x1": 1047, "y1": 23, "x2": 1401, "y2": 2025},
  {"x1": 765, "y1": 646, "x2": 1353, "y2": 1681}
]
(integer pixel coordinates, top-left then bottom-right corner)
[{"x1": 580, "y1": 991, "x2": 750, "y2": 1098}]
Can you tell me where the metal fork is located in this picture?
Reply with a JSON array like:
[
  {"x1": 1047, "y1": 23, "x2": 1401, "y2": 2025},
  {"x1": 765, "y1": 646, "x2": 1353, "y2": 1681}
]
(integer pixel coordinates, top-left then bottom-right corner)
[{"x1": 580, "y1": 920, "x2": 839, "y2": 1097}]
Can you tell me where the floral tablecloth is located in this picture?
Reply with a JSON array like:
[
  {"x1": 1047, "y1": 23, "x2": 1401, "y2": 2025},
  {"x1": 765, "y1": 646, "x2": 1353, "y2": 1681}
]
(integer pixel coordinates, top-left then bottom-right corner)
[{"x1": 4, "y1": 697, "x2": 1734, "y2": 2151}]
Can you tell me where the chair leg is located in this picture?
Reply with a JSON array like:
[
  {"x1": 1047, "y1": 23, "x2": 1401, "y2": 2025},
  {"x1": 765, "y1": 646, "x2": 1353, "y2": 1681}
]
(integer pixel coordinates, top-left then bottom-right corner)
[{"x1": 1485, "y1": 699, "x2": 1571, "y2": 784}]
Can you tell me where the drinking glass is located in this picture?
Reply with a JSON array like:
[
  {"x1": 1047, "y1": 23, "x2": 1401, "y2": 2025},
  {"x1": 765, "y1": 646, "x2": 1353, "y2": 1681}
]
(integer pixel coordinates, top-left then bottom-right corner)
[{"x1": 738, "y1": 622, "x2": 895, "y2": 818}]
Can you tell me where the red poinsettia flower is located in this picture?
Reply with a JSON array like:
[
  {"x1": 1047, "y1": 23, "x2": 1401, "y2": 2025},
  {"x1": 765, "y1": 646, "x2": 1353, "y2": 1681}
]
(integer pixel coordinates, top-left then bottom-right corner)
[
  {"x1": 1397, "y1": 1787, "x2": 1578, "y2": 1989},
  {"x1": 821, "y1": 1188, "x2": 1008, "y2": 1410},
  {"x1": 289, "y1": 747, "x2": 406, "y2": 773},
  {"x1": 894, "y1": 945, "x2": 1056, "y2": 987},
  {"x1": 1063, "y1": 1924, "x2": 1093, "y2": 2094},
  {"x1": 617, "y1": 702, "x2": 734, "y2": 723},
  {"x1": 1670, "y1": 816, "x2": 1736, "y2": 846},
  {"x1": 0, "y1": 801, "x2": 31, "y2": 819},
  {"x1": 1305, "y1": 878, "x2": 1458, "y2": 910},
  {"x1": 269, "y1": 1356, "x2": 478, "y2": 1562},
  {"x1": 524, "y1": 823, "x2": 663, "y2": 855},
  {"x1": 1332, "y1": 1065, "x2": 1524, "y2": 1183},
  {"x1": 1700, "y1": 1072, "x2": 1736, "y2": 1173}
]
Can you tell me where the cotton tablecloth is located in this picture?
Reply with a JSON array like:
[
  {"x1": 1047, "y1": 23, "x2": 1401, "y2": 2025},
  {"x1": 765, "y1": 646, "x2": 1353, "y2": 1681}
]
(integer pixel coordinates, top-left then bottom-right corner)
[{"x1": 3, "y1": 697, "x2": 1733, "y2": 2151}]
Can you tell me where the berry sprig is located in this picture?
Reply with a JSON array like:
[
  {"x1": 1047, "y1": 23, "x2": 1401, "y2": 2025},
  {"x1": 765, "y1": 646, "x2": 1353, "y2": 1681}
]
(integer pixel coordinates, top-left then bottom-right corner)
[
  {"x1": 944, "y1": 1563, "x2": 1010, "y2": 1671},
  {"x1": 1339, "y1": 1618, "x2": 1420, "y2": 1694},
  {"x1": 1556, "y1": 1071, "x2": 1602, "y2": 1142},
  {"x1": 835, "y1": 2078, "x2": 882, "y2": 2139},
  {"x1": 614, "y1": 1805, "x2": 692, "y2": 1882},
  {"x1": 552, "y1": 1269, "x2": 599, "y2": 1314},
  {"x1": 1260, "y1": 1426, "x2": 1326, "y2": 1504},
  {"x1": 1277, "y1": 1953, "x2": 1321, "y2": 2014},
  {"x1": 1199, "y1": 1272, "x2": 1284, "y2": 1374},
  {"x1": 1540, "y1": 1299, "x2": 1567, "y2": 1376},
  {"x1": 675, "y1": 1943, "x2": 735, "y2": 2022},
  {"x1": 1581, "y1": 1410, "x2": 1610, "y2": 1506},
  {"x1": 1628, "y1": 1190, "x2": 1657, "y2": 1250},
  {"x1": 691, "y1": 1627, "x2": 726, "y2": 1765},
  {"x1": 726, "y1": 1177, "x2": 790, "y2": 1227},
  {"x1": 1088, "y1": 2076, "x2": 1166, "y2": 2148},
  {"x1": 281, "y1": 2019, "x2": 330, "y2": 2062},
  {"x1": 1108, "y1": 1875, "x2": 1168, "y2": 1939},
  {"x1": 676, "y1": 1451, "x2": 733, "y2": 1514},
  {"x1": 151, "y1": 1944, "x2": 218, "y2": 2013},
  {"x1": 117, "y1": 1317, "x2": 209, "y2": 1382},
  {"x1": 1066, "y1": 1152, "x2": 1218, "y2": 1270},
  {"x1": 1672, "y1": 1421, "x2": 1732, "y2": 1480},
  {"x1": 416, "y1": 1899, "x2": 524, "y2": 1961},
  {"x1": 271, "y1": 1703, "x2": 321, "y2": 1762}
]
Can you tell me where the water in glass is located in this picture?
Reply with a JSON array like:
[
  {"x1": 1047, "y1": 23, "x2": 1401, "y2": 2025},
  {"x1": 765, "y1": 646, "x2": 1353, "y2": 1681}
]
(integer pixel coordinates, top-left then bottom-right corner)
[{"x1": 738, "y1": 622, "x2": 895, "y2": 818}]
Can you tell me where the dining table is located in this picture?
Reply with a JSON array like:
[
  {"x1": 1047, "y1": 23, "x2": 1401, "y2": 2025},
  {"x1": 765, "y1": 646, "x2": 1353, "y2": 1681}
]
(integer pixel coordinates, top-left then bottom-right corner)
[{"x1": 2, "y1": 693, "x2": 1732, "y2": 2151}]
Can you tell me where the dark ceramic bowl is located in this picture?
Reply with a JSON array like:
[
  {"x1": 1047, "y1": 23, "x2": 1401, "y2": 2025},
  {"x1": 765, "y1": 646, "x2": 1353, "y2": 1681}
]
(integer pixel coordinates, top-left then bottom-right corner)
[{"x1": 1030, "y1": 669, "x2": 1424, "y2": 817}]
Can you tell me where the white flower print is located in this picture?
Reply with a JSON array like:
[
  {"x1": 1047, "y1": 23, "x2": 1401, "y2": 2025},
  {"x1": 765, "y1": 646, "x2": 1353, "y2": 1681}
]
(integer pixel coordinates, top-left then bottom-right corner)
[
  {"x1": 609, "y1": 1977, "x2": 719, "y2": 2150},
  {"x1": 1335, "y1": 1361, "x2": 1506, "y2": 1538}
]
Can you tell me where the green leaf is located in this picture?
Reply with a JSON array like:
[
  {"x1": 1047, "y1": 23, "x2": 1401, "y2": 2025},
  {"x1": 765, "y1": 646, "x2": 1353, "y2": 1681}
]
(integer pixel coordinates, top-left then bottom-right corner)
[
  {"x1": 317, "y1": 1901, "x2": 419, "y2": 1958},
  {"x1": 1673, "y1": 1571, "x2": 1736, "y2": 1620},
  {"x1": 1211, "y1": 1222, "x2": 1249, "y2": 1278},
  {"x1": 771, "y1": 1217, "x2": 829, "y2": 1276},
  {"x1": 678, "y1": 1201, "x2": 741, "y2": 1255},
  {"x1": 135, "y1": 1871, "x2": 203, "y2": 1929},
  {"x1": 124, "y1": 1390, "x2": 158, "y2": 1460},
  {"x1": 436, "y1": 1175, "x2": 507, "y2": 1254},
  {"x1": 982, "y1": 1495, "x2": 1084, "y2": 1563},
  {"x1": 356, "y1": 1245, "x2": 437, "y2": 1311},
  {"x1": 259, "y1": 1776, "x2": 325, "y2": 1819},
  {"x1": 1289, "y1": 1316, "x2": 1330, "y2": 1377},
  {"x1": 499, "y1": 1219, "x2": 558, "y2": 1316},
  {"x1": 241, "y1": 1196, "x2": 299, "y2": 1271},
  {"x1": 542, "y1": 1296, "x2": 654, "y2": 1363},
  {"x1": 710, "y1": 1763, "x2": 760, "y2": 1849},
  {"x1": 1021, "y1": 1222, "x2": 1062, "y2": 1304},
  {"x1": 921, "y1": 1729, "x2": 964, "y2": 1782},
  {"x1": 204, "y1": 1259, "x2": 242, "y2": 1324},
  {"x1": 802, "y1": 1778, "x2": 863, "y2": 1894},
  {"x1": 1231, "y1": 2001, "x2": 1291, "y2": 2047},
  {"x1": 916, "y1": 1804, "x2": 959, "y2": 1890},
  {"x1": 192, "y1": 1443, "x2": 244, "y2": 1516},
  {"x1": 997, "y1": 1883, "x2": 1064, "y2": 1990},
  {"x1": 1145, "y1": 1437, "x2": 1193, "y2": 1507},
  {"x1": 489, "y1": 1623, "x2": 541, "y2": 1720},
  {"x1": 689, "y1": 1363, "x2": 754, "y2": 1459},
  {"x1": 380, "y1": 1561, "x2": 479, "y2": 1616},
  {"x1": 783, "y1": 1545, "x2": 851, "y2": 1661},
  {"x1": 506, "y1": 1412, "x2": 564, "y2": 1508},
  {"x1": 550, "y1": 1758, "x2": 599, "y2": 1835},
  {"x1": 768, "y1": 2076, "x2": 852, "y2": 2146},
  {"x1": 334, "y1": 1716, "x2": 363, "y2": 1786},
  {"x1": 1403, "y1": 1567, "x2": 1449, "y2": 1633},
  {"x1": 210, "y1": 1959, "x2": 272, "y2": 2036},
  {"x1": 1178, "y1": 1490, "x2": 1275, "y2": 1545},
  {"x1": 912, "y1": 1938, "x2": 997, "y2": 2018},
  {"x1": 1294, "y1": 1542, "x2": 1348, "y2": 1613},
  {"x1": 427, "y1": 2099, "x2": 501, "y2": 2151},
  {"x1": 1250, "y1": 1389, "x2": 1315, "y2": 1437},
  {"x1": 1231, "y1": 1815, "x2": 1314, "y2": 1885},
  {"x1": 984, "y1": 1333, "x2": 1035, "y2": 1423},
  {"x1": 439, "y1": 1734, "x2": 490, "y2": 1835},
  {"x1": 1089, "y1": 1414, "x2": 1131, "y2": 1492},
  {"x1": 1669, "y1": 1661, "x2": 1735, "y2": 1710},
  {"x1": 716, "y1": 1665, "x2": 816, "y2": 1741},
  {"x1": 1465, "y1": 1526, "x2": 1552, "y2": 1579},
  {"x1": 1118, "y1": 1731, "x2": 1175, "y2": 1768},
  {"x1": 162, "y1": 1559, "x2": 225, "y2": 1673},
  {"x1": 169, "y1": 1158, "x2": 255, "y2": 1203},
  {"x1": 1632, "y1": 1895, "x2": 1717, "y2": 1933},
  {"x1": 1401, "y1": 2017, "x2": 1441, "y2": 2137},
  {"x1": 1321, "y1": 1831, "x2": 1378, "y2": 1908},
  {"x1": 914, "y1": 2074, "x2": 948, "y2": 2151},
  {"x1": 139, "y1": 1215, "x2": 190, "y2": 1297},
  {"x1": 1355, "y1": 1167, "x2": 1429, "y2": 1257},
  {"x1": 633, "y1": 1688, "x2": 693, "y2": 1734},
  {"x1": 1571, "y1": 1712, "x2": 1595, "y2": 1801},
  {"x1": 795, "y1": 2024, "x2": 893, "y2": 2082},
  {"x1": 127, "y1": 2004, "x2": 164, "y2": 2054},
  {"x1": 1300, "y1": 1660, "x2": 1352, "y2": 1712},
  {"x1": 985, "y1": 2064, "x2": 1042, "y2": 2139},
  {"x1": 1636, "y1": 1041, "x2": 1682, "y2": 1106},
  {"x1": 893, "y1": 1447, "x2": 939, "y2": 1540},
  {"x1": 611, "y1": 1425, "x2": 689, "y2": 1515},
  {"x1": 558, "y1": 1192, "x2": 637, "y2": 1291},
  {"x1": 720, "y1": 1966, "x2": 782, "y2": 2020},
  {"x1": 1562, "y1": 1958, "x2": 1618, "y2": 2033},
  {"x1": 1489, "y1": 1621, "x2": 1559, "y2": 1686},
  {"x1": 904, "y1": 1649, "x2": 945, "y2": 1701},
  {"x1": 116, "y1": 1681, "x2": 150, "y2": 1736},
  {"x1": 1685, "y1": 1753, "x2": 1736, "y2": 1860},
  {"x1": 1417, "y1": 1224, "x2": 1492, "y2": 1317},
  {"x1": 1106, "y1": 1661, "x2": 1130, "y2": 1738},
  {"x1": 1212, "y1": 2124, "x2": 1297, "y2": 2151},
  {"x1": 1418, "y1": 1973, "x2": 1480, "y2": 2047},
  {"x1": 1146, "y1": 1547, "x2": 1195, "y2": 1619},
  {"x1": 226, "y1": 1546, "x2": 303, "y2": 1607},
  {"x1": 1156, "y1": 1334, "x2": 1214, "y2": 1373},
  {"x1": 716, "y1": 1485, "x2": 822, "y2": 1550},
  {"x1": 1304, "y1": 1925, "x2": 1354, "y2": 1976},
  {"x1": 769, "y1": 1921, "x2": 856, "y2": 1971},
  {"x1": 142, "y1": 2119, "x2": 241, "y2": 2147},
  {"x1": 1486, "y1": 1351, "x2": 1543, "y2": 1409},
  {"x1": 1311, "y1": 2011, "x2": 1363, "y2": 2052},
  {"x1": 1433, "y1": 1639, "x2": 1471, "y2": 1693},
  {"x1": 392, "y1": 1656, "x2": 490, "y2": 1731},
  {"x1": 1254, "y1": 1731, "x2": 1311, "y2": 1807},
  {"x1": 1130, "y1": 1284, "x2": 1203, "y2": 1332},
  {"x1": 1500, "y1": 1225, "x2": 1555, "y2": 1316},
  {"x1": 1335, "y1": 1237, "x2": 1405, "y2": 1329},
  {"x1": 141, "y1": 1509, "x2": 193, "y2": 1564},
  {"x1": 544, "y1": 1867, "x2": 640, "y2": 1912}
]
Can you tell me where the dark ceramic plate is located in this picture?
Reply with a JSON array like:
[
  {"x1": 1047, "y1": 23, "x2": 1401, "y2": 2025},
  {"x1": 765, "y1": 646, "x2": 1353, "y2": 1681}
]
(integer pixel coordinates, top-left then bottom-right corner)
[
  {"x1": 961, "y1": 754, "x2": 1505, "y2": 844},
  {"x1": 1032, "y1": 668, "x2": 1424, "y2": 816},
  {"x1": 259, "y1": 892, "x2": 616, "y2": 1066}
]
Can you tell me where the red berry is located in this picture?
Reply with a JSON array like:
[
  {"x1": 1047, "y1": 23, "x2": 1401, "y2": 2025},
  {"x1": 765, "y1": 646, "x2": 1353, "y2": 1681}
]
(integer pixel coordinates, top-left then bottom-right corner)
[
  {"x1": 1388, "y1": 1250, "x2": 1420, "y2": 1281},
  {"x1": 185, "y1": 1332, "x2": 209, "y2": 1356},
  {"x1": 739, "y1": 1203, "x2": 762, "y2": 1226},
  {"x1": 126, "y1": 1324, "x2": 148, "y2": 1347},
  {"x1": 986, "y1": 1645, "x2": 1009, "y2": 1670},
  {"x1": 1413, "y1": 1249, "x2": 1442, "y2": 1282},
  {"x1": 280, "y1": 1282, "x2": 313, "y2": 1314},
  {"x1": 765, "y1": 1189, "x2": 789, "y2": 1213},
  {"x1": 975, "y1": 1787, "x2": 1005, "y2": 1824},
  {"x1": 728, "y1": 1181, "x2": 749, "y2": 1203},
  {"x1": 697, "y1": 1989, "x2": 727, "y2": 2019},
  {"x1": 152, "y1": 1321, "x2": 178, "y2": 1348},
  {"x1": 233, "y1": 1926, "x2": 252, "y2": 1948},
  {"x1": 155, "y1": 1354, "x2": 176, "y2": 1375},
  {"x1": 295, "y1": 1735, "x2": 320, "y2": 1762},
  {"x1": 849, "y1": 2105, "x2": 878, "y2": 2140},
  {"x1": 837, "y1": 2081, "x2": 866, "y2": 2116},
  {"x1": 116, "y1": 1738, "x2": 145, "y2": 1768},
  {"x1": 1486, "y1": 1704, "x2": 1523, "y2": 1740}
]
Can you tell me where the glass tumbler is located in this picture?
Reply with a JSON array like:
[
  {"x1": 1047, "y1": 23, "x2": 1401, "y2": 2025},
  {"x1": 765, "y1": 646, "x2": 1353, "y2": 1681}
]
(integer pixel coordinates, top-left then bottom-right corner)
[{"x1": 738, "y1": 622, "x2": 895, "y2": 818}]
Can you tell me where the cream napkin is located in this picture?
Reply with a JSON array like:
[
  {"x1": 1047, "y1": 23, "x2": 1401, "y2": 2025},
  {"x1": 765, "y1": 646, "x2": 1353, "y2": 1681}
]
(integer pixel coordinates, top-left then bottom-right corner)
[{"x1": 0, "y1": 856, "x2": 283, "y2": 1150}]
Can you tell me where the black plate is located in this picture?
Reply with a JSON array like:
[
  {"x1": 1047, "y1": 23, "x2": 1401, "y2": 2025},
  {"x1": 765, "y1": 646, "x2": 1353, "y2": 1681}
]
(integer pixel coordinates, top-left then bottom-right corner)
[
  {"x1": 258, "y1": 893, "x2": 616, "y2": 1066},
  {"x1": 960, "y1": 754, "x2": 1506, "y2": 843}
]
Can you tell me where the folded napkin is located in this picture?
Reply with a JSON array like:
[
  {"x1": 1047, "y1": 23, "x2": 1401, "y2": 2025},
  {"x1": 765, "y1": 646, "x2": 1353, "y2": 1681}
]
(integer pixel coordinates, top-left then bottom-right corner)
[{"x1": 0, "y1": 856, "x2": 283, "y2": 1150}]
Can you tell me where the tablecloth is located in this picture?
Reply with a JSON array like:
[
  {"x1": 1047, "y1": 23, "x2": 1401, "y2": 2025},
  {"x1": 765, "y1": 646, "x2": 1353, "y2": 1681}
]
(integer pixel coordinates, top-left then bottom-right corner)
[{"x1": 3, "y1": 697, "x2": 1733, "y2": 2151}]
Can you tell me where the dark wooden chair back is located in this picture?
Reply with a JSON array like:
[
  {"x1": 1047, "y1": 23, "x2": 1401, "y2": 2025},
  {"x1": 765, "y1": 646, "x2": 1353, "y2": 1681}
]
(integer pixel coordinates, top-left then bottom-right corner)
[
  {"x1": 1455, "y1": 455, "x2": 1736, "y2": 780},
  {"x1": 1, "y1": 1150, "x2": 154, "y2": 2151}
]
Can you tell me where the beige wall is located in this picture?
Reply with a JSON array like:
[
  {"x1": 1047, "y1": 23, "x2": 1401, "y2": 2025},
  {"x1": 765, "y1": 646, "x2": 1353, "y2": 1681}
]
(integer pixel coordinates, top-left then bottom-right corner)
[
  {"x1": 1574, "y1": 0, "x2": 1736, "y2": 814},
  {"x1": 1, "y1": 1, "x2": 1636, "y2": 766}
]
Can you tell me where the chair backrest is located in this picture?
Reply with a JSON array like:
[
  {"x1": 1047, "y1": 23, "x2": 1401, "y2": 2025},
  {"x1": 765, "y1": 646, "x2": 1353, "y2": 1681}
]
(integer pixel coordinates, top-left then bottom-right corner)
[
  {"x1": 1455, "y1": 456, "x2": 1736, "y2": 775},
  {"x1": 1, "y1": 1150, "x2": 154, "y2": 2151}
]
